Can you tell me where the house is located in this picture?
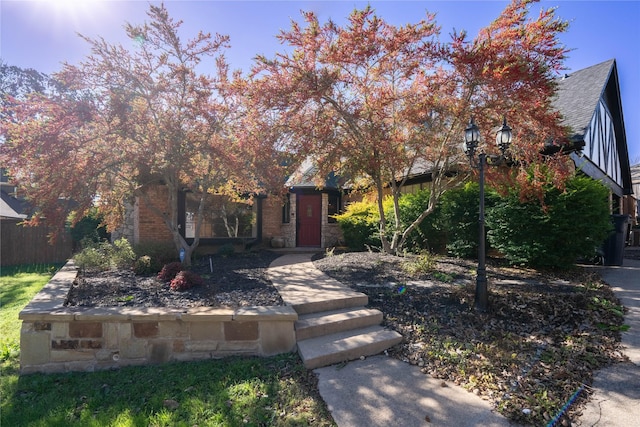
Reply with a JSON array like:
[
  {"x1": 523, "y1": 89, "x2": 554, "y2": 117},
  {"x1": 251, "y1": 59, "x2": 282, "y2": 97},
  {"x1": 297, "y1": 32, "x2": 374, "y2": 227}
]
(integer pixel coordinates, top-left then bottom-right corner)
[
  {"x1": 1, "y1": 169, "x2": 73, "y2": 266},
  {"x1": 115, "y1": 159, "x2": 350, "y2": 252},
  {"x1": 121, "y1": 59, "x2": 636, "y2": 253},
  {"x1": 553, "y1": 59, "x2": 635, "y2": 224}
]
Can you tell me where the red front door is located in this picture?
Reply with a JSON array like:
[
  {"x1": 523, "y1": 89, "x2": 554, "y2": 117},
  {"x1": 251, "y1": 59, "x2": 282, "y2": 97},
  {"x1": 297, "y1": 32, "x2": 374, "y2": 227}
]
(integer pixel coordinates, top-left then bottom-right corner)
[{"x1": 297, "y1": 194, "x2": 322, "y2": 247}]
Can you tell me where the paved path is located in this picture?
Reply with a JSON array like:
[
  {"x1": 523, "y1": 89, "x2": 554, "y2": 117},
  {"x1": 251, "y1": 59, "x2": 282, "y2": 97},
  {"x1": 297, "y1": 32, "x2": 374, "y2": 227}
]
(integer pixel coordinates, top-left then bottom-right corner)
[
  {"x1": 577, "y1": 258, "x2": 640, "y2": 427},
  {"x1": 270, "y1": 253, "x2": 510, "y2": 426},
  {"x1": 269, "y1": 253, "x2": 640, "y2": 426}
]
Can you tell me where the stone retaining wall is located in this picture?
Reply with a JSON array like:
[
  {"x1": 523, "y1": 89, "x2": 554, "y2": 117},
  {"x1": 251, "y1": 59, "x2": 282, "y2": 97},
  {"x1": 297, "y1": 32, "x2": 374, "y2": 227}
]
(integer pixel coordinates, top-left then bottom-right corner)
[{"x1": 19, "y1": 262, "x2": 298, "y2": 374}]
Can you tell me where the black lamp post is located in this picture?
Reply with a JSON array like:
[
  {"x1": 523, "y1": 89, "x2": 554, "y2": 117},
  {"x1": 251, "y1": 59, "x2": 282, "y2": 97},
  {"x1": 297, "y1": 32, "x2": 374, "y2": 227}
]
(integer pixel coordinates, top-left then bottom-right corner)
[{"x1": 462, "y1": 117, "x2": 513, "y2": 312}]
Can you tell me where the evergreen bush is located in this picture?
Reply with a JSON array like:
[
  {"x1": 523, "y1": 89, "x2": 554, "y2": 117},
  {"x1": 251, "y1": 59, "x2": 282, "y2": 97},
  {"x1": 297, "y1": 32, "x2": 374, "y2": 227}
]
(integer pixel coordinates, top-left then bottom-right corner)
[
  {"x1": 487, "y1": 176, "x2": 611, "y2": 268},
  {"x1": 334, "y1": 201, "x2": 380, "y2": 250}
]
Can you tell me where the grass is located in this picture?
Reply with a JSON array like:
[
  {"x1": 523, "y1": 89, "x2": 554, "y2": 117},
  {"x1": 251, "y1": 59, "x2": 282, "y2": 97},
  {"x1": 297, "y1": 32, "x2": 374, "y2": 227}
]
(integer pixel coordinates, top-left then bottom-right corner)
[
  {"x1": 0, "y1": 263, "x2": 61, "y2": 361},
  {"x1": 0, "y1": 263, "x2": 335, "y2": 427}
]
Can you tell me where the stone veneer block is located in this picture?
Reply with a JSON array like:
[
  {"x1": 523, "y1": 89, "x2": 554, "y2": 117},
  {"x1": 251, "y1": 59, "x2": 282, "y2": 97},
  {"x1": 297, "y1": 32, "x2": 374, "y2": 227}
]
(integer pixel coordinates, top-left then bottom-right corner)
[
  {"x1": 150, "y1": 342, "x2": 171, "y2": 364},
  {"x1": 34, "y1": 322, "x2": 51, "y2": 331},
  {"x1": 217, "y1": 341, "x2": 260, "y2": 354},
  {"x1": 259, "y1": 322, "x2": 296, "y2": 356},
  {"x1": 185, "y1": 341, "x2": 219, "y2": 352},
  {"x1": 69, "y1": 322, "x2": 103, "y2": 338},
  {"x1": 120, "y1": 338, "x2": 147, "y2": 359},
  {"x1": 52, "y1": 322, "x2": 68, "y2": 339},
  {"x1": 181, "y1": 307, "x2": 234, "y2": 321},
  {"x1": 20, "y1": 330, "x2": 50, "y2": 365},
  {"x1": 224, "y1": 321, "x2": 259, "y2": 341},
  {"x1": 159, "y1": 320, "x2": 189, "y2": 338},
  {"x1": 50, "y1": 349, "x2": 96, "y2": 363},
  {"x1": 133, "y1": 322, "x2": 159, "y2": 338},
  {"x1": 190, "y1": 322, "x2": 224, "y2": 341},
  {"x1": 234, "y1": 306, "x2": 298, "y2": 321}
]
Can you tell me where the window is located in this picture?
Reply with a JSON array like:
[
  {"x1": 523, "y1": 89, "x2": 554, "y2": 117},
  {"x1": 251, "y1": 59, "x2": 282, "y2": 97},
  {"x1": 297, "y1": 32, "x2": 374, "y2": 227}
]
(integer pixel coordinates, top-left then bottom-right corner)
[
  {"x1": 327, "y1": 193, "x2": 341, "y2": 223},
  {"x1": 282, "y1": 194, "x2": 291, "y2": 223},
  {"x1": 185, "y1": 194, "x2": 255, "y2": 239}
]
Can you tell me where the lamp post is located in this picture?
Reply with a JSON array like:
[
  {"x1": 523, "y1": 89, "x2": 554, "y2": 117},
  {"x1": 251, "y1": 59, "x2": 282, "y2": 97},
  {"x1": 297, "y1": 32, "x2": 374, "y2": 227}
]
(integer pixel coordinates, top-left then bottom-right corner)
[{"x1": 462, "y1": 117, "x2": 513, "y2": 312}]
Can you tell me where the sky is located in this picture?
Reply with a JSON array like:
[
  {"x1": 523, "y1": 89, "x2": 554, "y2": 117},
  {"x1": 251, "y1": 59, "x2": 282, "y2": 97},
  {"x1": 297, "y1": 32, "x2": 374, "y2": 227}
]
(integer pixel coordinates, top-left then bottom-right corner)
[{"x1": 1, "y1": 0, "x2": 639, "y2": 163}]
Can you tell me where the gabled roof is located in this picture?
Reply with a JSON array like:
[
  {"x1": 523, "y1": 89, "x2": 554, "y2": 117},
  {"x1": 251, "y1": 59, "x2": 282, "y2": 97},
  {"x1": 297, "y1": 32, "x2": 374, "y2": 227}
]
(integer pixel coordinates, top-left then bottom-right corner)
[
  {"x1": 554, "y1": 59, "x2": 615, "y2": 142},
  {"x1": 553, "y1": 59, "x2": 633, "y2": 196},
  {"x1": 0, "y1": 189, "x2": 29, "y2": 220},
  {"x1": 286, "y1": 158, "x2": 341, "y2": 190}
]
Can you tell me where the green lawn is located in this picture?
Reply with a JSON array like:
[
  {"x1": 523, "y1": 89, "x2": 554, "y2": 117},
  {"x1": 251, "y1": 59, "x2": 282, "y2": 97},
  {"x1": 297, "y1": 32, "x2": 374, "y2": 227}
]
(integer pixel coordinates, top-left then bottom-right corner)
[
  {"x1": 0, "y1": 264, "x2": 60, "y2": 360},
  {"x1": 0, "y1": 264, "x2": 334, "y2": 427}
]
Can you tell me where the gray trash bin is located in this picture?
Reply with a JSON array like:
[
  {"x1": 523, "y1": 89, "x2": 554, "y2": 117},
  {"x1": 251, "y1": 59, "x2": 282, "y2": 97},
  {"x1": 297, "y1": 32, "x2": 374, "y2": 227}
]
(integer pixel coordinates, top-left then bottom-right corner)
[{"x1": 603, "y1": 214, "x2": 630, "y2": 266}]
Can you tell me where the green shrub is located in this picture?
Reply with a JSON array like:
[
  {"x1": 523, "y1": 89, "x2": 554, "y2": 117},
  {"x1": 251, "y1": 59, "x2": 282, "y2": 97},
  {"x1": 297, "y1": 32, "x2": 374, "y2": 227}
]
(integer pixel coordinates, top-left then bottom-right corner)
[
  {"x1": 74, "y1": 238, "x2": 137, "y2": 271},
  {"x1": 109, "y1": 238, "x2": 136, "y2": 269},
  {"x1": 335, "y1": 201, "x2": 381, "y2": 250},
  {"x1": 69, "y1": 209, "x2": 109, "y2": 248},
  {"x1": 170, "y1": 270, "x2": 204, "y2": 291},
  {"x1": 487, "y1": 176, "x2": 611, "y2": 268},
  {"x1": 402, "y1": 252, "x2": 438, "y2": 276},
  {"x1": 133, "y1": 242, "x2": 177, "y2": 274},
  {"x1": 435, "y1": 183, "x2": 500, "y2": 259},
  {"x1": 217, "y1": 243, "x2": 235, "y2": 257},
  {"x1": 74, "y1": 244, "x2": 110, "y2": 271},
  {"x1": 382, "y1": 190, "x2": 442, "y2": 254},
  {"x1": 133, "y1": 255, "x2": 153, "y2": 275}
]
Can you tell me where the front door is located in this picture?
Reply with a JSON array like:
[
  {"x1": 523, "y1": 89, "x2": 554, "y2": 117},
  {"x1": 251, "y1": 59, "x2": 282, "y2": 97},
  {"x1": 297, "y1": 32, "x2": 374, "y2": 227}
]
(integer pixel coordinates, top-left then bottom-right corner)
[{"x1": 297, "y1": 194, "x2": 322, "y2": 247}]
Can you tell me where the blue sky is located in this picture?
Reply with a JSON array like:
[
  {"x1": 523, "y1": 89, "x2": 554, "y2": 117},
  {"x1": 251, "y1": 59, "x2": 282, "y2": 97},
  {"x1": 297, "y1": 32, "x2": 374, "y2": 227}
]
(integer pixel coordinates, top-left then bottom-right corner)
[{"x1": 1, "y1": 0, "x2": 639, "y2": 163}]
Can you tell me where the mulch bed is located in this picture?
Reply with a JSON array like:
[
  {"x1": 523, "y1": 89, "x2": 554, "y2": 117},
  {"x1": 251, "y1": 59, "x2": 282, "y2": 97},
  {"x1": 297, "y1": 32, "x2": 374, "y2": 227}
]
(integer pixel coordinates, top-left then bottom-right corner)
[
  {"x1": 65, "y1": 248, "x2": 630, "y2": 426},
  {"x1": 65, "y1": 250, "x2": 284, "y2": 308},
  {"x1": 312, "y1": 252, "x2": 628, "y2": 426}
]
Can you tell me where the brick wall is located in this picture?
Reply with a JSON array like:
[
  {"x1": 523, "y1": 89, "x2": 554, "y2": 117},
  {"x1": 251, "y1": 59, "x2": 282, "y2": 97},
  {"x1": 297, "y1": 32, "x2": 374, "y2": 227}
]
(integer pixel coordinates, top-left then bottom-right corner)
[
  {"x1": 262, "y1": 196, "x2": 296, "y2": 248},
  {"x1": 136, "y1": 185, "x2": 173, "y2": 244}
]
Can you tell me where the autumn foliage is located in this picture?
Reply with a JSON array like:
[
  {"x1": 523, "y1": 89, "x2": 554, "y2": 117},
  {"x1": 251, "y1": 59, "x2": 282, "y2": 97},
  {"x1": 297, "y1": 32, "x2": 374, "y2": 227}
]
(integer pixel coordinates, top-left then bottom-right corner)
[
  {"x1": 2, "y1": 0, "x2": 577, "y2": 256},
  {"x1": 1, "y1": 4, "x2": 282, "y2": 265},
  {"x1": 245, "y1": 0, "x2": 573, "y2": 254}
]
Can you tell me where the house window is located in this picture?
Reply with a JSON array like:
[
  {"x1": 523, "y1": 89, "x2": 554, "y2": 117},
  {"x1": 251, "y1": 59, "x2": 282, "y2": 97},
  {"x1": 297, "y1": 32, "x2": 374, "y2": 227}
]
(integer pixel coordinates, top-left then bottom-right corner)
[
  {"x1": 282, "y1": 194, "x2": 291, "y2": 223},
  {"x1": 327, "y1": 193, "x2": 340, "y2": 223},
  {"x1": 185, "y1": 193, "x2": 255, "y2": 239}
]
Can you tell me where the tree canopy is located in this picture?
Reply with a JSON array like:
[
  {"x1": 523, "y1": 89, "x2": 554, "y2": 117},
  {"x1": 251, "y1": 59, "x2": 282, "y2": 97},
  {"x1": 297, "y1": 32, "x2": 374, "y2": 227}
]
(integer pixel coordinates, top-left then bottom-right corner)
[
  {"x1": 1, "y1": 4, "x2": 282, "y2": 264},
  {"x1": 247, "y1": 0, "x2": 573, "y2": 253},
  {"x1": 2, "y1": 0, "x2": 578, "y2": 258}
]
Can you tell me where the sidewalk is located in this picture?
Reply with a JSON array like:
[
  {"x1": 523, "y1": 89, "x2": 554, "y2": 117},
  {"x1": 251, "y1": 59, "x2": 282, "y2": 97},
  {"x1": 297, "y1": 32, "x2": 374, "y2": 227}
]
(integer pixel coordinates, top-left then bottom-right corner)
[
  {"x1": 577, "y1": 258, "x2": 640, "y2": 427},
  {"x1": 270, "y1": 253, "x2": 640, "y2": 427}
]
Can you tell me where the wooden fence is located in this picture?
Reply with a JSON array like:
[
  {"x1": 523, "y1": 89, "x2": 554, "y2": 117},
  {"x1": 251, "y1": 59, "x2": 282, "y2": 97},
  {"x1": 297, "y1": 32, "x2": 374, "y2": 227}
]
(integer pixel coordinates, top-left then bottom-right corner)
[{"x1": 1, "y1": 219, "x2": 73, "y2": 267}]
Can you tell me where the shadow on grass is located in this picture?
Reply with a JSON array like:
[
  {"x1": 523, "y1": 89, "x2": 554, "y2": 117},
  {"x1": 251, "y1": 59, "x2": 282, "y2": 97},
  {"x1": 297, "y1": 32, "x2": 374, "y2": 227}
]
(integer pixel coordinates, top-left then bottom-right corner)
[{"x1": 1, "y1": 354, "x2": 334, "y2": 427}]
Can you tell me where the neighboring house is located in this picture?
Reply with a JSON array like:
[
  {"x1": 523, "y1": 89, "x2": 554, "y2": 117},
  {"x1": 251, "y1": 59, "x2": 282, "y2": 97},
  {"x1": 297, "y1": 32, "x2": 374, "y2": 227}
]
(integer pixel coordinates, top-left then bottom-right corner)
[
  {"x1": 553, "y1": 59, "x2": 635, "y2": 222},
  {"x1": 632, "y1": 163, "x2": 640, "y2": 222},
  {"x1": 0, "y1": 169, "x2": 73, "y2": 266}
]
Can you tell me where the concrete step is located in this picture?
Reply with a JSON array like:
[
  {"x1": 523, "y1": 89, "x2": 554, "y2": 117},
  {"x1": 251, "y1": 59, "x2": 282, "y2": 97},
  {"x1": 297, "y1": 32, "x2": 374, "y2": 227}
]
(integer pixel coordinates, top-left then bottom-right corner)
[
  {"x1": 291, "y1": 292, "x2": 369, "y2": 315},
  {"x1": 297, "y1": 325, "x2": 403, "y2": 370},
  {"x1": 296, "y1": 307, "x2": 384, "y2": 341}
]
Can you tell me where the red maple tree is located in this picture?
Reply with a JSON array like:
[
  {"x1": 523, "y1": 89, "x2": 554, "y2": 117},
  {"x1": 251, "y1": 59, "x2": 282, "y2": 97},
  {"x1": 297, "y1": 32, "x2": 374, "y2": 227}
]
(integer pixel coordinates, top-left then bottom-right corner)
[
  {"x1": 1, "y1": 4, "x2": 280, "y2": 264},
  {"x1": 247, "y1": 0, "x2": 573, "y2": 254}
]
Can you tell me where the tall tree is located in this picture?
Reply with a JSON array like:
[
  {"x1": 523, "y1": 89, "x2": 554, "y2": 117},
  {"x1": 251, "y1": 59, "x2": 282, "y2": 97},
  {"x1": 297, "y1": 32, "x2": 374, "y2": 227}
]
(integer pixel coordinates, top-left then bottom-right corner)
[
  {"x1": 1, "y1": 4, "x2": 272, "y2": 265},
  {"x1": 249, "y1": 0, "x2": 572, "y2": 254}
]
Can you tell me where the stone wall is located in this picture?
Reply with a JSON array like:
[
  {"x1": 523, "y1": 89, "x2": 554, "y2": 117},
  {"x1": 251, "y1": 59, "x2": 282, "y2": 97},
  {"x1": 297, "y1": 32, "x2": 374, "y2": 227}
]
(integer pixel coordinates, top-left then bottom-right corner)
[{"x1": 19, "y1": 262, "x2": 297, "y2": 374}]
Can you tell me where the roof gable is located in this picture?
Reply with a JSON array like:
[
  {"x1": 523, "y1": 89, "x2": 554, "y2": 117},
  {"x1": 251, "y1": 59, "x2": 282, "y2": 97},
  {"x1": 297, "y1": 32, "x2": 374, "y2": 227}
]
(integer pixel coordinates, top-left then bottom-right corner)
[
  {"x1": 554, "y1": 59, "x2": 614, "y2": 141},
  {"x1": 554, "y1": 59, "x2": 633, "y2": 196}
]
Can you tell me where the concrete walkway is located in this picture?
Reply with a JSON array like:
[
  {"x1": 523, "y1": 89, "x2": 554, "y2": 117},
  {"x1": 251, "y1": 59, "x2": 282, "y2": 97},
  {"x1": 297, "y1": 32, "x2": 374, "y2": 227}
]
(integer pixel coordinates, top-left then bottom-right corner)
[
  {"x1": 268, "y1": 253, "x2": 640, "y2": 427},
  {"x1": 578, "y1": 258, "x2": 640, "y2": 427}
]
